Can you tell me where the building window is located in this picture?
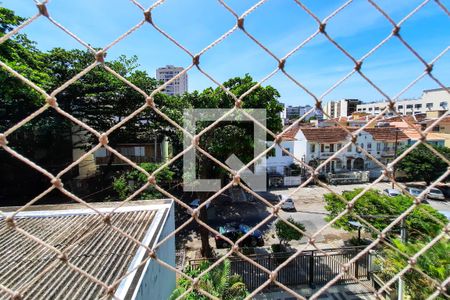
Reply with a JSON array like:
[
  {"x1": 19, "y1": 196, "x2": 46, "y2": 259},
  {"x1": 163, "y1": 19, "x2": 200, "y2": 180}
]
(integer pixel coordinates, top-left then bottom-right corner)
[
  {"x1": 367, "y1": 143, "x2": 372, "y2": 150},
  {"x1": 432, "y1": 126, "x2": 440, "y2": 132},
  {"x1": 310, "y1": 144, "x2": 315, "y2": 153},
  {"x1": 321, "y1": 144, "x2": 325, "y2": 152},
  {"x1": 415, "y1": 104, "x2": 422, "y2": 109},
  {"x1": 368, "y1": 107, "x2": 373, "y2": 111},
  {"x1": 398, "y1": 105, "x2": 403, "y2": 110},
  {"x1": 440, "y1": 101, "x2": 448, "y2": 108},
  {"x1": 337, "y1": 143, "x2": 342, "y2": 150},
  {"x1": 282, "y1": 147, "x2": 290, "y2": 156},
  {"x1": 95, "y1": 148, "x2": 107, "y2": 158},
  {"x1": 406, "y1": 104, "x2": 413, "y2": 109},
  {"x1": 268, "y1": 148, "x2": 276, "y2": 157},
  {"x1": 347, "y1": 145, "x2": 352, "y2": 152},
  {"x1": 357, "y1": 143, "x2": 363, "y2": 153},
  {"x1": 426, "y1": 103, "x2": 433, "y2": 109},
  {"x1": 329, "y1": 144, "x2": 334, "y2": 152},
  {"x1": 134, "y1": 146, "x2": 145, "y2": 157},
  {"x1": 377, "y1": 143, "x2": 381, "y2": 151}
]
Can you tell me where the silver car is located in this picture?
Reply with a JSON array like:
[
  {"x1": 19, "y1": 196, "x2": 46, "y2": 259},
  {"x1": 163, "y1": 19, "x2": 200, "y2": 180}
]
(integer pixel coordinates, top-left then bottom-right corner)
[
  {"x1": 278, "y1": 195, "x2": 296, "y2": 211},
  {"x1": 427, "y1": 188, "x2": 445, "y2": 200}
]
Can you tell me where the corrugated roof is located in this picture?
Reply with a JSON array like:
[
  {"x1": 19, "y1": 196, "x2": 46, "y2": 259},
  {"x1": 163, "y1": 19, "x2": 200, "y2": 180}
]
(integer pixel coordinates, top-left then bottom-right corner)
[{"x1": 0, "y1": 200, "x2": 171, "y2": 300}]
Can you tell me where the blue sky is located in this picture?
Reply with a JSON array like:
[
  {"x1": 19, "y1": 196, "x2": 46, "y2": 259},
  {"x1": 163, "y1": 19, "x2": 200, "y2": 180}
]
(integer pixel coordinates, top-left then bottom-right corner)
[{"x1": 3, "y1": 0, "x2": 450, "y2": 106}]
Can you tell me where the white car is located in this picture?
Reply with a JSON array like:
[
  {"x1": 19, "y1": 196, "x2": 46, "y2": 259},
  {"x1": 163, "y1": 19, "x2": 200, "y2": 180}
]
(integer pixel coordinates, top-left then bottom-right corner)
[
  {"x1": 427, "y1": 188, "x2": 445, "y2": 200},
  {"x1": 278, "y1": 195, "x2": 296, "y2": 211},
  {"x1": 383, "y1": 188, "x2": 401, "y2": 197}
]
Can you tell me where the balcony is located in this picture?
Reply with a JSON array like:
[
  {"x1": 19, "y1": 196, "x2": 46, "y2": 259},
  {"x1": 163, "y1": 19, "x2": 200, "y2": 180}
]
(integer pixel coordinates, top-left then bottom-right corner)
[{"x1": 319, "y1": 152, "x2": 335, "y2": 158}]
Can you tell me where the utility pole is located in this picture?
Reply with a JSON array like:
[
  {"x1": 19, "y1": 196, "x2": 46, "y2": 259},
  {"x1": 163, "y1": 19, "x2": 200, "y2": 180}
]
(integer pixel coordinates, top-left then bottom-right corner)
[
  {"x1": 392, "y1": 129, "x2": 399, "y2": 189},
  {"x1": 398, "y1": 217, "x2": 407, "y2": 300}
]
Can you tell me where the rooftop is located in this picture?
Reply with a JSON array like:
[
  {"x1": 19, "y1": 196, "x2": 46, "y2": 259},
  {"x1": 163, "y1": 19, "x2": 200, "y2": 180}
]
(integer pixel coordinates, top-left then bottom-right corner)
[
  {"x1": 0, "y1": 200, "x2": 173, "y2": 300},
  {"x1": 293, "y1": 127, "x2": 356, "y2": 143},
  {"x1": 364, "y1": 127, "x2": 409, "y2": 141}
]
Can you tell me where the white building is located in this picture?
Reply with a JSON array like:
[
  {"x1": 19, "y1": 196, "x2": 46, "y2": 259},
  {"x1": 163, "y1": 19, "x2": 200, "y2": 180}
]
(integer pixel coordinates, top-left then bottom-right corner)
[
  {"x1": 323, "y1": 99, "x2": 361, "y2": 119},
  {"x1": 156, "y1": 65, "x2": 188, "y2": 96},
  {"x1": 263, "y1": 126, "x2": 409, "y2": 176},
  {"x1": 356, "y1": 87, "x2": 450, "y2": 115}
]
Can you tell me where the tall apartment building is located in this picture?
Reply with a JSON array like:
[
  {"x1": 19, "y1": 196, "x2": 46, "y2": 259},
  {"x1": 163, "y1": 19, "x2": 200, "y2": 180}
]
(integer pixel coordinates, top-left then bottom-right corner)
[
  {"x1": 323, "y1": 99, "x2": 361, "y2": 119},
  {"x1": 285, "y1": 105, "x2": 318, "y2": 121},
  {"x1": 156, "y1": 65, "x2": 188, "y2": 96},
  {"x1": 356, "y1": 87, "x2": 450, "y2": 115}
]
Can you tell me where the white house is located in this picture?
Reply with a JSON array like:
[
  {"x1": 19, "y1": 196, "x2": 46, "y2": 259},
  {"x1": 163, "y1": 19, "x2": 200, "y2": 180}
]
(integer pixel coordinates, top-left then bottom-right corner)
[{"x1": 262, "y1": 125, "x2": 409, "y2": 177}]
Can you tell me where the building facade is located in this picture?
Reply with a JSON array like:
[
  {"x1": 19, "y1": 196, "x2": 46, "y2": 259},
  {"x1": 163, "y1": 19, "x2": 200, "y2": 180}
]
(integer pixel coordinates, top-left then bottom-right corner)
[
  {"x1": 263, "y1": 126, "x2": 409, "y2": 177},
  {"x1": 323, "y1": 99, "x2": 361, "y2": 119},
  {"x1": 285, "y1": 105, "x2": 316, "y2": 120},
  {"x1": 156, "y1": 65, "x2": 188, "y2": 96},
  {"x1": 356, "y1": 87, "x2": 450, "y2": 115}
]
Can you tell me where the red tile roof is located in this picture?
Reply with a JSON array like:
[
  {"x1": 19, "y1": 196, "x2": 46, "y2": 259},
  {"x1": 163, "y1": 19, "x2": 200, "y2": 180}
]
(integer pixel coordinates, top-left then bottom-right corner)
[
  {"x1": 364, "y1": 127, "x2": 409, "y2": 141},
  {"x1": 298, "y1": 127, "x2": 354, "y2": 143}
]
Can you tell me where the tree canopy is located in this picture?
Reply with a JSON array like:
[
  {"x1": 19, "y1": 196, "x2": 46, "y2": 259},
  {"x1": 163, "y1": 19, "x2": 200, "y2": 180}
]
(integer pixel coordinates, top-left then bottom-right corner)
[
  {"x1": 397, "y1": 143, "x2": 450, "y2": 185},
  {"x1": 324, "y1": 189, "x2": 447, "y2": 242},
  {"x1": 375, "y1": 239, "x2": 449, "y2": 299},
  {"x1": 275, "y1": 217, "x2": 306, "y2": 246}
]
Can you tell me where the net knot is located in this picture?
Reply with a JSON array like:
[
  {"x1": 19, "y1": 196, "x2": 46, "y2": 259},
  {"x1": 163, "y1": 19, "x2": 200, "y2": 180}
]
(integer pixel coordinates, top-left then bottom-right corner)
[
  {"x1": 36, "y1": 3, "x2": 49, "y2": 17},
  {"x1": 193, "y1": 55, "x2": 200, "y2": 66},
  {"x1": 46, "y1": 96, "x2": 58, "y2": 107},
  {"x1": 99, "y1": 134, "x2": 109, "y2": 146},
  {"x1": 0, "y1": 134, "x2": 8, "y2": 146},
  {"x1": 146, "y1": 96, "x2": 155, "y2": 107},
  {"x1": 144, "y1": 10, "x2": 152, "y2": 24},
  {"x1": 237, "y1": 18, "x2": 244, "y2": 29},
  {"x1": 51, "y1": 178, "x2": 63, "y2": 188},
  {"x1": 148, "y1": 175, "x2": 156, "y2": 185}
]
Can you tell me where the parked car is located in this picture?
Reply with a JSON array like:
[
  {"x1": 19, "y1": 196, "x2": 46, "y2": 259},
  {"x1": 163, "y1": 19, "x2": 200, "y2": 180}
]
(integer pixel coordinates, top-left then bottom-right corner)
[
  {"x1": 189, "y1": 199, "x2": 210, "y2": 209},
  {"x1": 427, "y1": 188, "x2": 445, "y2": 200},
  {"x1": 405, "y1": 187, "x2": 423, "y2": 197},
  {"x1": 277, "y1": 195, "x2": 296, "y2": 211},
  {"x1": 215, "y1": 223, "x2": 264, "y2": 248},
  {"x1": 383, "y1": 188, "x2": 401, "y2": 197},
  {"x1": 405, "y1": 187, "x2": 429, "y2": 203}
]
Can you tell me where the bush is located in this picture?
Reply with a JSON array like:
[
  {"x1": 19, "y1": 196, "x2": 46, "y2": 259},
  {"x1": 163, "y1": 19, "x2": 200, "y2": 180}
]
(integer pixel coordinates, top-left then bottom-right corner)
[
  {"x1": 275, "y1": 218, "x2": 306, "y2": 246},
  {"x1": 271, "y1": 243, "x2": 286, "y2": 253},
  {"x1": 170, "y1": 260, "x2": 248, "y2": 300}
]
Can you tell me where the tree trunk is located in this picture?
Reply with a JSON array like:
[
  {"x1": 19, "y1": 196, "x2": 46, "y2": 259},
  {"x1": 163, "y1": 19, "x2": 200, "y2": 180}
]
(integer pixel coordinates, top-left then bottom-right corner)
[
  {"x1": 198, "y1": 192, "x2": 213, "y2": 258},
  {"x1": 197, "y1": 158, "x2": 214, "y2": 258}
]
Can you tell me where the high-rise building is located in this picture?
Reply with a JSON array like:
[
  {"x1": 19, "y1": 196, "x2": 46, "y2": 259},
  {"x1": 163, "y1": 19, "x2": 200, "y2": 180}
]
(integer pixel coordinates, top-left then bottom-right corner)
[
  {"x1": 156, "y1": 65, "x2": 188, "y2": 96},
  {"x1": 323, "y1": 99, "x2": 361, "y2": 119},
  {"x1": 285, "y1": 105, "x2": 317, "y2": 120}
]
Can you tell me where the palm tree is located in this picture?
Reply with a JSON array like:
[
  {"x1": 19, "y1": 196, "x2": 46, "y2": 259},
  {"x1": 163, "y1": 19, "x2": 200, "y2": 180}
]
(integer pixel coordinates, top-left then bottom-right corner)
[{"x1": 170, "y1": 259, "x2": 248, "y2": 300}]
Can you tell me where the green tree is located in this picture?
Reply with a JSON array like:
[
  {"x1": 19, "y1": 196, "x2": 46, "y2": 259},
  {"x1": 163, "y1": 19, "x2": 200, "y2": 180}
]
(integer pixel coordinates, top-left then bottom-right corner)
[
  {"x1": 170, "y1": 260, "x2": 248, "y2": 300},
  {"x1": 180, "y1": 75, "x2": 284, "y2": 257},
  {"x1": 275, "y1": 217, "x2": 306, "y2": 246},
  {"x1": 324, "y1": 189, "x2": 447, "y2": 242},
  {"x1": 397, "y1": 144, "x2": 450, "y2": 185},
  {"x1": 375, "y1": 239, "x2": 449, "y2": 299},
  {"x1": 112, "y1": 162, "x2": 174, "y2": 200}
]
